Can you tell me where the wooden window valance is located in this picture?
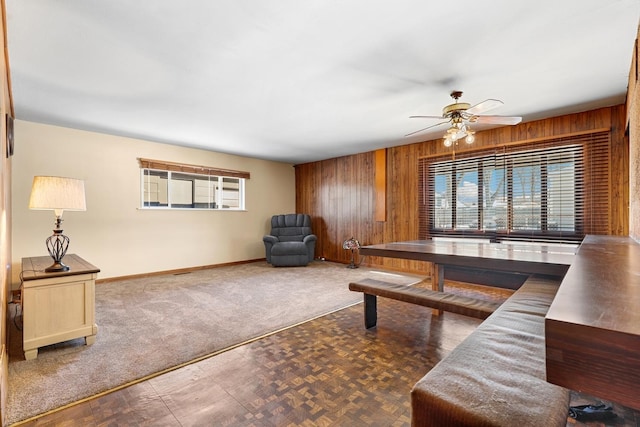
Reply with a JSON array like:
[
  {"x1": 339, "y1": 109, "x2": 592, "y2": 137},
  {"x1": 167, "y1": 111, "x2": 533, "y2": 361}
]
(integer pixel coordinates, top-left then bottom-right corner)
[{"x1": 138, "y1": 158, "x2": 250, "y2": 179}]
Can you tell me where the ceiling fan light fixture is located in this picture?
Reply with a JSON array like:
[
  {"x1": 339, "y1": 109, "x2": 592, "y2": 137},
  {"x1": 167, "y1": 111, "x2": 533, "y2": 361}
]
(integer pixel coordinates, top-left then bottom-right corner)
[
  {"x1": 444, "y1": 128, "x2": 459, "y2": 146},
  {"x1": 465, "y1": 131, "x2": 475, "y2": 144},
  {"x1": 406, "y1": 91, "x2": 522, "y2": 146}
]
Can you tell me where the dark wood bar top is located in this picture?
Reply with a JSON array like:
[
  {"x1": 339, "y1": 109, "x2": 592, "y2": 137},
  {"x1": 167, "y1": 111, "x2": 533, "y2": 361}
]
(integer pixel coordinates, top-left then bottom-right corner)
[
  {"x1": 359, "y1": 239, "x2": 575, "y2": 276},
  {"x1": 21, "y1": 254, "x2": 100, "y2": 280},
  {"x1": 545, "y1": 235, "x2": 640, "y2": 409}
]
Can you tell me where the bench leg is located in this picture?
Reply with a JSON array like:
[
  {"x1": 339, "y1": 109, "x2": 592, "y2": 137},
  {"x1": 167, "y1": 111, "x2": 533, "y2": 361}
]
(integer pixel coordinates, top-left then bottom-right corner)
[{"x1": 363, "y1": 293, "x2": 377, "y2": 328}]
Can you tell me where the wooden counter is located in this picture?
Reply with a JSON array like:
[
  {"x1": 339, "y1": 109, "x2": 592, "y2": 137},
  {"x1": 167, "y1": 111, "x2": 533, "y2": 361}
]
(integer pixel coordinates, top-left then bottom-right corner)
[{"x1": 545, "y1": 235, "x2": 640, "y2": 410}]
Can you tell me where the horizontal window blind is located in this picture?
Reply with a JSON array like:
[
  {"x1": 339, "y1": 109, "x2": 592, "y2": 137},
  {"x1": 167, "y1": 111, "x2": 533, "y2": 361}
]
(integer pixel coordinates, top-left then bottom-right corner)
[
  {"x1": 138, "y1": 158, "x2": 250, "y2": 179},
  {"x1": 418, "y1": 131, "x2": 610, "y2": 242},
  {"x1": 139, "y1": 158, "x2": 247, "y2": 210}
]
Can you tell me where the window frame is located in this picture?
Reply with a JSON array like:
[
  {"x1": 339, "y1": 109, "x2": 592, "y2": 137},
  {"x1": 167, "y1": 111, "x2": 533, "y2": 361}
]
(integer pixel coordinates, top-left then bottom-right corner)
[
  {"x1": 138, "y1": 158, "x2": 249, "y2": 211},
  {"x1": 418, "y1": 131, "x2": 610, "y2": 244}
]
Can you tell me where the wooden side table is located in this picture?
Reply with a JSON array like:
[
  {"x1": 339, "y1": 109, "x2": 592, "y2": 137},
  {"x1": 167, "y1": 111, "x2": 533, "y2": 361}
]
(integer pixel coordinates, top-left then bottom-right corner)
[{"x1": 21, "y1": 254, "x2": 100, "y2": 360}]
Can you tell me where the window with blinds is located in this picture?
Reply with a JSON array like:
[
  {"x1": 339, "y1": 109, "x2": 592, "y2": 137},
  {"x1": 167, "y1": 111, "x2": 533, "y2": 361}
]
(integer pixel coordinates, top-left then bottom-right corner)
[
  {"x1": 138, "y1": 158, "x2": 249, "y2": 210},
  {"x1": 418, "y1": 131, "x2": 610, "y2": 243}
]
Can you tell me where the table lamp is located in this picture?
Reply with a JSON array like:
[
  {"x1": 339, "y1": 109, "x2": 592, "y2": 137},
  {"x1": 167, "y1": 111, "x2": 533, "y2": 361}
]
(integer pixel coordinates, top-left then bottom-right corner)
[
  {"x1": 28, "y1": 176, "x2": 86, "y2": 272},
  {"x1": 342, "y1": 237, "x2": 361, "y2": 269}
]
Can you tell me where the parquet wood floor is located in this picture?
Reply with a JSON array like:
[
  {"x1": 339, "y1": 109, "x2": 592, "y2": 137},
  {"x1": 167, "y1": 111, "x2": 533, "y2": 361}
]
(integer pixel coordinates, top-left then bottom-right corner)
[{"x1": 15, "y1": 282, "x2": 639, "y2": 427}]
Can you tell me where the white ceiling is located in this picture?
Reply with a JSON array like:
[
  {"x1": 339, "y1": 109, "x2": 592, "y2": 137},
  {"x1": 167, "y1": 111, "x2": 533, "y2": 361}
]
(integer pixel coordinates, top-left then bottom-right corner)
[{"x1": 5, "y1": 1, "x2": 639, "y2": 164}]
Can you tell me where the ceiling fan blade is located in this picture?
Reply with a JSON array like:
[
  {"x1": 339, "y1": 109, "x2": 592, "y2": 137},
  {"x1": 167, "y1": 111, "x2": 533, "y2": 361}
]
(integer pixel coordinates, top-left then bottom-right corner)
[
  {"x1": 409, "y1": 115, "x2": 445, "y2": 119},
  {"x1": 472, "y1": 115, "x2": 522, "y2": 125},
  {"x1": 466, "y1": 99, "x2": 503, "y2": 115},
  {"x1": 404, "y1": 121, "x2": 449, "y2": 137}
]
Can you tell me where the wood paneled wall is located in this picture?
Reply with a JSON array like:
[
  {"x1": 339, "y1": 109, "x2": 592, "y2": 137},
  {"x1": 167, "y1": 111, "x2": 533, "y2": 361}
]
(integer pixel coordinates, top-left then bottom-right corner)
[
  {"x1": 628, "y1": 25, "x2": 640, "y2": 242},
  {"x1": 296, "y1": 105, "x2": 628, "y2": 274}
]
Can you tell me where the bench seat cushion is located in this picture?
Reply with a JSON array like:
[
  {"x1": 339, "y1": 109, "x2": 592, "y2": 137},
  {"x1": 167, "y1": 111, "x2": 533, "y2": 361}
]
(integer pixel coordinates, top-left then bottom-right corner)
[{"x1": 411, "y1": 275, "x2": 570, "y2": 427}]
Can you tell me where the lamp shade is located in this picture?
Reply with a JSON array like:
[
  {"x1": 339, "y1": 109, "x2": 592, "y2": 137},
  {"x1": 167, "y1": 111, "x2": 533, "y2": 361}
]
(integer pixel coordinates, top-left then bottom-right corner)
[
  {"x1": 342, "y1": 237, "x2": 361, "y2": 250},
  {"x1": 28, "y1": 176, "x2": 86, "y2": 212}
]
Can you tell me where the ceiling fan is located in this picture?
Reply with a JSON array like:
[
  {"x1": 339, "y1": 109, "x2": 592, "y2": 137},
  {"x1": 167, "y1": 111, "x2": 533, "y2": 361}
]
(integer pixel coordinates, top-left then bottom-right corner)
[{"x1": 405, "y1": 91, "x2": 522, "y2": 146}]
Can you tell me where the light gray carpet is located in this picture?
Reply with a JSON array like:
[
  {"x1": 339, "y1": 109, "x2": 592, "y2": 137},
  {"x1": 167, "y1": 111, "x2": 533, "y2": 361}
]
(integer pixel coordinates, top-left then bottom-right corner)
[{"x1": 7, "y1": 261, "x2": 419, "y2": 425}]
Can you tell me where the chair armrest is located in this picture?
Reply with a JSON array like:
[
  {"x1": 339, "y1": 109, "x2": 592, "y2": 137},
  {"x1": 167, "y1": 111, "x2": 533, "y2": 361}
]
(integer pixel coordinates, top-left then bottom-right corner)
[
  {"x1": 263, "y1": 235, "x2": 279, "y2": 244},
  {"x1": 303, "y1": 234, "x2": 317, "y2": 244}
]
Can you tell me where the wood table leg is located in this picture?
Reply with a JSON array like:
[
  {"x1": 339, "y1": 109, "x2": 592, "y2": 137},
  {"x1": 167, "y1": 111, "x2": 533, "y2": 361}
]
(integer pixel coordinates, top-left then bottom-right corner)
[{"x1": 431, "y1": 263, "x2": 444, "y2": 316}]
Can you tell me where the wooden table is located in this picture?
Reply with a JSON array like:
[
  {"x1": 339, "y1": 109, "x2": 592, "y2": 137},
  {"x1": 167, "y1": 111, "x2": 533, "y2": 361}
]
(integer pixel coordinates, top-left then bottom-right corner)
[
  {"x1": 545, "y1": 235, "x2": 640, "y2": 410},
  {"x1": 21, "y1": 254, "x2": 100, "y2": 360},
  {"x1": 359, "y1": 239, "x2": 575, "y2": 292},
  {"x1": 360, "y1": 237, "x2": 640, "y2": 410}
]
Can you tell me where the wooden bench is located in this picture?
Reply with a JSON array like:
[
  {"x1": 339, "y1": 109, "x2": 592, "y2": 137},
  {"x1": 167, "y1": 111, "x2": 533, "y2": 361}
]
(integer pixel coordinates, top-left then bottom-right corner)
[
  {"x1": 348, "y1": 278, "x2": 501, "y2": 328},
  {"x1": 351, "y1": 275, "x2": 571, "y2": 426},
  {"x1": 411, "y1": 275, "x2": 570, "y2": 426}
]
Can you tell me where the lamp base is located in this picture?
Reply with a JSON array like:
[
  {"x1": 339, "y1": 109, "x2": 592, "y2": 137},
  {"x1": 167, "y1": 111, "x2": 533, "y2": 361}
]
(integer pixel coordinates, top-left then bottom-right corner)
[
  {"x1": 45, "y1": 225, "x2": 71, "y2": 273},
  {"x1": 347, "y1": 250, "x2": 359, "y2": 269},
  {"x1": 45, "y1": 261, "x2": 70, "y2": 273}
]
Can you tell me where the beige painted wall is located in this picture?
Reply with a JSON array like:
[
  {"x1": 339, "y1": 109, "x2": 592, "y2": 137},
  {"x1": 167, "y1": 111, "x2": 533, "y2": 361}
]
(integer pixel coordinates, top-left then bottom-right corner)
[{"x1": 11, "y1": 120, "x2": 296, "y2": 283}]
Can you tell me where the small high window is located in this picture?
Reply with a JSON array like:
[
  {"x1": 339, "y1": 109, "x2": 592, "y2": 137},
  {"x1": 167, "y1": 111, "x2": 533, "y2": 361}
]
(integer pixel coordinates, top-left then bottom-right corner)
[{"x1": 138, "y1": 158, "x2": 249, "y2": 210}]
